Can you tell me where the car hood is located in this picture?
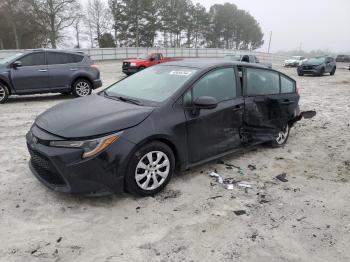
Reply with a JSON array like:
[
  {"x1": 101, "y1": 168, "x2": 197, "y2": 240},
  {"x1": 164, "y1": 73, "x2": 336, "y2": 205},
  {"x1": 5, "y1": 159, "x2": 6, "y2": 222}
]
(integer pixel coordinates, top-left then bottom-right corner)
[
  {"x1": 302, "y1": 61, "x2": 323, "y2": 66},
  {"x1": 35, "y1": 94, "x2": 154, "y2": 138}
]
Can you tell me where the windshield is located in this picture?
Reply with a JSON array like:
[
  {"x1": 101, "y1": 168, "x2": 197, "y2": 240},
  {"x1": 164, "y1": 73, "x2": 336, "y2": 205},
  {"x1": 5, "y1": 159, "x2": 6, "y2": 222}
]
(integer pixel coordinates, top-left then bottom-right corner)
[
  {"x1": 308, "y1": 57, "x2": 325, "y2": 63},
  {"x1": 105, "y1": 66, "x2": 197, "y2": 103},
  {"x1": 0, "y1": 53, "x2": 23, "y2": 64},
  {"x1": 224, "y1": 55, "x2": 241, "y2": 61},
  {"x1": 137, "y1": 54, "x2": 150, "y2": 60},
  {"x1": 291, "y1": 56, "x2": 301, "y2": 60}
]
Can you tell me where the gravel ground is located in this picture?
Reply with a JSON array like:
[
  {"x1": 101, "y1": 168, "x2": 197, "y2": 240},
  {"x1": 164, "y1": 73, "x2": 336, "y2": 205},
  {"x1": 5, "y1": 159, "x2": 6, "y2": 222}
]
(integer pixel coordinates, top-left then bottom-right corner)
[{"x1": 0, "y1": 61, "x2": 349, "y2": 262}]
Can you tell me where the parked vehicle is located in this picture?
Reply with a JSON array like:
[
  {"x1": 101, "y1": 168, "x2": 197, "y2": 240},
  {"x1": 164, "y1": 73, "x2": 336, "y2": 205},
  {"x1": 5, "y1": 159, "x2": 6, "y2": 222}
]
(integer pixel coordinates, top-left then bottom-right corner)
[
  {"x1": 122, "y1": 53, "x2": 175, "y2": 75},
  {"x1": 0, "y1": 49, "x2": 102, "y2": 104},
  {"x1": 283, "y1": 56, "x2": 307, "y2": 67},
  {"x1": 297, "y1": 56, "x2": 336, "y2": 76},
  {"x1": 335, "y1": 55, "x2": 350, "y2": 63},
  {"x1": 26, "y1": 60, "x2": 315, "y2": 196},
  {"x1": 224, "y1": 54, "x2": 272, "y2": 68}
]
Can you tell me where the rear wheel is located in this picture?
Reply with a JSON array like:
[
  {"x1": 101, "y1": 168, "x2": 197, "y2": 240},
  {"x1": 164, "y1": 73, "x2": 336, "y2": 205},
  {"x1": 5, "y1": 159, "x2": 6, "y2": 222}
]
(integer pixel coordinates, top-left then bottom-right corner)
[
  {"x1": 72, "y1": 79, "x2": 92, "y2": 97},
  {"x1": 269, "y1": 125, "x2": 290, "y2": 147},
  {"x1": 125, "y1": 141, "x2": 175, "y2": 196},
  {"x1": 0, "y1": 83, "x2": 9, "y2": 104}
]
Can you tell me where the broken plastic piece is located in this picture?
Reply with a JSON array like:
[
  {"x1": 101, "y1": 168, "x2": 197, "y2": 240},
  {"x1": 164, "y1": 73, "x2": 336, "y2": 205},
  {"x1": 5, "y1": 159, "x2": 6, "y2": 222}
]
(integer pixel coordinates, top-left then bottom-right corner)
[
  {"x1": 209, "y1": 172, "x2": 234, "y2": 190},
  {"x1": 239, "y1": 168, "x2": 245, "y2": 176},
  {"x1": 276, "y1": 173, "x2": 288, "y2": 182},
  {"x1": 238, "y1": 182, "x2": 252, "y2": 188},
  {"x1": 234, "y1": 210, "x2": 246, "y2": 216}
]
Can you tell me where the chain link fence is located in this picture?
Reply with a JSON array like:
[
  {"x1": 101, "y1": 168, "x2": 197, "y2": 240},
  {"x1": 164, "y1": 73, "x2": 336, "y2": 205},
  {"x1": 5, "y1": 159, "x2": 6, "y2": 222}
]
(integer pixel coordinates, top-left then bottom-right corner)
[{"x1": 0, "y1": 47, "x2": 289, "y2": 63}]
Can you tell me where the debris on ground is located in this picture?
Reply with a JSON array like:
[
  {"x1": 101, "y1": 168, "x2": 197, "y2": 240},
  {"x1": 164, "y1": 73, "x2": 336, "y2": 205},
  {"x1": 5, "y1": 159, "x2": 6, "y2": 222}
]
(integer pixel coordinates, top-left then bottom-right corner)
[
  {"x1": 239, "y1": 169, "x2": 246, "y2": 176},
  {"x1": 238, "y1": 182, "x2": 252, "y2": 189},
  {"x1": 276, "y1": 173, "x2": 288, "y2": 182},
  {"x1": 209, "y1": 172, "x2": 235, "y2": 190},
  {"x1": 233, "y1": 210, "x2": 247, "y2": 216},
  {"x1": 248, "y1": 164, "x2": 256, "y2": 171}
]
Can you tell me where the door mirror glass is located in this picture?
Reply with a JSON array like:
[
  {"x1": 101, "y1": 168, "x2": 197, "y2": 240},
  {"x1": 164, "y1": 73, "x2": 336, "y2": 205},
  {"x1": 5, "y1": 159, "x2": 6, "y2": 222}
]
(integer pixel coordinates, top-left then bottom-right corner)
[
  {"x1": 194, "y1": 96, "x2": 218, "y2": 110},
  {"x1": 12, "y1": 61, "x2": 22, "y2": 68}
]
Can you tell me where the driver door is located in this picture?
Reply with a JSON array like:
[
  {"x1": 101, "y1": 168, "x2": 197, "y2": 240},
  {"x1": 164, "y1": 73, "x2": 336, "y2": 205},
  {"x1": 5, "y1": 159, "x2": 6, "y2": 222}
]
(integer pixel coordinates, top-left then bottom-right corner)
[
  {"x1": 184, "y1": 67, "x2": 244, "y2": 164},
  {"x1": 11, "y1": 52, "x2": 48, "y2": 93}
]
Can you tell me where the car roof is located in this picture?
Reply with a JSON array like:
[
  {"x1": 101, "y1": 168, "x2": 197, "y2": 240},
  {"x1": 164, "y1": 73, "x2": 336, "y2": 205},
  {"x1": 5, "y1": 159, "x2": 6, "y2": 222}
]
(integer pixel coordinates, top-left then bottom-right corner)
[
  {"x1": 160, "y1": 58, "x2": 268, "y2": 69},
  {"x1": 23, "y1": 49, "x2": 86, "y2": 55}
]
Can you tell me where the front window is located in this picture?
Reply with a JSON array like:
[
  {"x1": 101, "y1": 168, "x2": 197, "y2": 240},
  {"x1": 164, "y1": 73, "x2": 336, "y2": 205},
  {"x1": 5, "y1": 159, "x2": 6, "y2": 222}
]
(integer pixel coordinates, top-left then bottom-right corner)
[
  {"x1": 308, "y1": 57, "x2": 325, "y2": 64},
  {"x1": 18, "y1": 52, "x2": 45, "y2": 66},
  {"x1": 137, "y1": 54, "x2": 150, "y2": 60},
  {"x1": 105, "y1": 66, "x2": 197, "y2": 103},
  {"x1": 0, "y1": 53, "x2": 24, "y2": 64}
]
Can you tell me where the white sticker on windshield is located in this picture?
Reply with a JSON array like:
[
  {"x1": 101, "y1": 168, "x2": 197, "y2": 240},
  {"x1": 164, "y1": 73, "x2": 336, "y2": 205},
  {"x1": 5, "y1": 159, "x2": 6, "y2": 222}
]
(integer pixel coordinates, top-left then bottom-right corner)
[{"x1": 169, "y1": 70, "x2": 193, "y2": 76}]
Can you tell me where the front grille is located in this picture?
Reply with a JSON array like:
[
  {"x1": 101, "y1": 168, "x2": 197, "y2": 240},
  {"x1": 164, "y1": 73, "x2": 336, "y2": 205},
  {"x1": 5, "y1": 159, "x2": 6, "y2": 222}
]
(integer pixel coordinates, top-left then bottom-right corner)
[
  {"x1": 28, "y1": 147, "x2": 66, "y2": 186},
  {"x1": 303, "y1": 65, "x2": 313, "y2": 70}
]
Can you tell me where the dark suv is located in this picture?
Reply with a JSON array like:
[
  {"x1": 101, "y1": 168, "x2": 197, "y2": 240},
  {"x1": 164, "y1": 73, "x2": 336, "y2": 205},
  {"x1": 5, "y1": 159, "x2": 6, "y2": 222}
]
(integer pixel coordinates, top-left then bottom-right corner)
[
  {"x1": 297, "y1": 56, "x2": 336, "y2": 76},
  {"x1": 0, "y1": 49, "x2": 102, "y2": 103}
]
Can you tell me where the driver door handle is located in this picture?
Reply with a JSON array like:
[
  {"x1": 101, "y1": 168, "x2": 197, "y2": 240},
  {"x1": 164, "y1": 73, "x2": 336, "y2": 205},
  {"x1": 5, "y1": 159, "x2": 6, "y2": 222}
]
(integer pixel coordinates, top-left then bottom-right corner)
[
  {"x1": 38, "y1": 69, "x2": 47, "y2": 72},
  {"x1": 232, "y1": 105, "x2": 243, "y2": 111}
]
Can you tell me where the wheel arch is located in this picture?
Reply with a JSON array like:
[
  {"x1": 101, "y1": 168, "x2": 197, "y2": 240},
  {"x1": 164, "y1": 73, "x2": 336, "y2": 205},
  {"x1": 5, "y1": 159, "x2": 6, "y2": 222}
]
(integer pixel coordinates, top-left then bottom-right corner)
[
  {"x1": 0, "y1": 78, "x2": 12, "y2": 95},
  {"x1": 71, "y1": 75, "x2": 93, "y2": 89}
]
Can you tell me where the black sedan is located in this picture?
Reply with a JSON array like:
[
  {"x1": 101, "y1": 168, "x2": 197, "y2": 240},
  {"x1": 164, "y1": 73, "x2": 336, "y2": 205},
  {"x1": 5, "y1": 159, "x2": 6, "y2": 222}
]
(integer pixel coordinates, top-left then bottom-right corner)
[{"x1": 26, "y1": 60, "x2": 314, "y2": 196}]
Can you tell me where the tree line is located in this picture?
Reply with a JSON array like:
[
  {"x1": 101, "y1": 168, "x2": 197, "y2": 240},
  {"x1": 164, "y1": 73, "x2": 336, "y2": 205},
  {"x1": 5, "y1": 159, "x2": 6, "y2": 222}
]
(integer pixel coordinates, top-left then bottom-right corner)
[{"x1": 0, "y1": 0, "x2": 264, "y2": 50}]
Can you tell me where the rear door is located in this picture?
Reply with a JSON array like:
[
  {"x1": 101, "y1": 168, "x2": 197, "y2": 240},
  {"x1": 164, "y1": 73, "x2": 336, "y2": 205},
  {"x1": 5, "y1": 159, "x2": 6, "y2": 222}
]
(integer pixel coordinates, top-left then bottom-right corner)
[
  {"x1": 10, "y1": 52, "x2": 48, "y2": 93},
  {"x1": 47, "y1": 52, "x2": 78, "y2": 90},
  {"x1": 184, "y1": 67, "x2": 244, "y2": 163},
  {"x1": 243, "y1": 67, "x2": 299, "y2": 141}
]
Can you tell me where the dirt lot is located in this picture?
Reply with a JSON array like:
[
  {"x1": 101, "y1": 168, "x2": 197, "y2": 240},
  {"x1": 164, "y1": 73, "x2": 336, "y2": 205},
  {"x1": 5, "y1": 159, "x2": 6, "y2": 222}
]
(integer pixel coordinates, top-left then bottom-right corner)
[{"x1": 0, "y1": 61, "x2": 349, "y2": 262}]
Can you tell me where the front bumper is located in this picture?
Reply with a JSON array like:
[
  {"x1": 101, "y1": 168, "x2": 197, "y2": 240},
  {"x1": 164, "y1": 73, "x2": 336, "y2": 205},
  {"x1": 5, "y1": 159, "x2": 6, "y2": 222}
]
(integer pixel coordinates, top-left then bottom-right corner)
[
  {"x1": 122, "y1": 66, "x2": 138, "y2": 75},
  {"x1": 298, "y1": 67, "x2": 322, "y2": 75},
  {"x1": 26, "y1": 126, "x2": 135, "y2": 195},
  {"x1": 92, "y1": 79, "x2": 102, "y2": 89}
]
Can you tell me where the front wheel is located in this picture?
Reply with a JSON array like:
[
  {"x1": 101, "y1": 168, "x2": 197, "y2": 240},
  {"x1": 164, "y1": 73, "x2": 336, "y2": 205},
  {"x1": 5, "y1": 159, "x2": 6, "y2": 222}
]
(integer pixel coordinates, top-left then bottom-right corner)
[
  {"x1": 72, "y1": 79, "x2": 92, "y2": 97},
  {"x1": 330, "y1": 67, "x2": 336, "y2": 75},
  {"x1": 125, "y1": 141, "x2": 175, "y2": 196},
  {"x1": 138, "y1": 66, "x2": 146, "y2": 72},
  {"x1": 318, "y1": 67, "x2": 325, "y2": 76},
  {"x1": 297, "y1": 70, "x2": 304, "y2": 76},
  {"x1": 269, "y1": 125, "x2": 290, "y2": 147},
  {"x1": 0, "y1": 84, "x2": 9, "y2": 104}
]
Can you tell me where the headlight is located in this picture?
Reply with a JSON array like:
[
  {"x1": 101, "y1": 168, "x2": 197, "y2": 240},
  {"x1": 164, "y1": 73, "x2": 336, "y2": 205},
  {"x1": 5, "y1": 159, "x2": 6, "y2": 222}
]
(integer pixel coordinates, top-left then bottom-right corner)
[
  {"x1": 130, "y1": 63, "x2": 136, "y2": 66},
  {"x1": 49, "y1": 132, "x2": 123, "y2": 158}
]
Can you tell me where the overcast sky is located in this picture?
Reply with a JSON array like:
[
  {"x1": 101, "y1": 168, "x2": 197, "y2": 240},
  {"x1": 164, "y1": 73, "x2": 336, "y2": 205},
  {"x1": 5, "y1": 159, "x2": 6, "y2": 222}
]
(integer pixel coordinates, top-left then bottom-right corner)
[
  {"x1": 87, "y1": 0, "x2": 349, "y2": 53},
  {"x1": 196, "y1": 0, "x2": 349, "y2": 53}
]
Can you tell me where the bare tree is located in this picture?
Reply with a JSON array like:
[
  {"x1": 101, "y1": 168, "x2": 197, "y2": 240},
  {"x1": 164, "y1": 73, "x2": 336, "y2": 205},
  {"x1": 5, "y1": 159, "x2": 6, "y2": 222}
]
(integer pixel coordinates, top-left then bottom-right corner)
[
  {"x1": 30, "y1": 0, "x2": 80, "y2": 48},
  {"x1": 86, "y1": 0, "x2": 112, "y2": 48},
  {"x1": 1, "y1": 0, "x2": 21, "y2": 49}
]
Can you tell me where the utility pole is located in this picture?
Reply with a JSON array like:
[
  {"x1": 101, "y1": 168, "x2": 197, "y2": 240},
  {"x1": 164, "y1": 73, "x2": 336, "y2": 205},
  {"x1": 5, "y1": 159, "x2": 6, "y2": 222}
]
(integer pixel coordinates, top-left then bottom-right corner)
[{"x1": 267, "y1": 31, "x2": 272, "y2": 54}]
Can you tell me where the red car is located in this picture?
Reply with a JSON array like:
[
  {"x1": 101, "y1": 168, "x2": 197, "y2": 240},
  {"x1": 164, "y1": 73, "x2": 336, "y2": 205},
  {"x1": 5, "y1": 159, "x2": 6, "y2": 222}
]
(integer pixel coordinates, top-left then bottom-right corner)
[{"x1": 122, "y1": 53, "x2": 174, "y2": 75}]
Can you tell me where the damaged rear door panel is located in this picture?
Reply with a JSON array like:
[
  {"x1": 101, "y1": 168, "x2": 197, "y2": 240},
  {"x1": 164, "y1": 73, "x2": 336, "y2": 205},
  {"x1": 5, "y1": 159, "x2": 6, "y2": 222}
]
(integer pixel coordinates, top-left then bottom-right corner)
[{"x1": 241, "y1": 67, "x2": 300, "y2": 142}]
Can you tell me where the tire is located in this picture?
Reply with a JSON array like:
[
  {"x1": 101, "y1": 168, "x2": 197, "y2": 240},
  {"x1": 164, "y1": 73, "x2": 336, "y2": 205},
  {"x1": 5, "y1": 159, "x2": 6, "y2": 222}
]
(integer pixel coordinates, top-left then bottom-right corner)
[
  {"x1": 297, "y1": 70, "x2": 304, "y2": 76},
  {"x1": 269, "y1": 125, "x2": 290, "y2": 148},
  {"x1": 125, "y1": 141, "x2": 175, "y2": 196},
  {"x1": 318, "y1": 67, "x2": 325, "y2": 76},
  {"x1": 138, "y1": 66, "x2": 146, "y2": 72},
  {"x1": 0, "y1": 83, "x2": 9, "y2": 104},
  {"x1": 330, "y1": 67, "x2": 336, "y2": 75},
  {"x1": 72, "y1": 79, "x2": 92, "y2": 97}
]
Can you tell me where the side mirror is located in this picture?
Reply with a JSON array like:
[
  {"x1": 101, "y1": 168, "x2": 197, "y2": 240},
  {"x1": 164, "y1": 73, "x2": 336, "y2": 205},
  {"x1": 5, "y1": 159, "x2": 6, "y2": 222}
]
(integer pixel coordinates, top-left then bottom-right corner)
[
  {"x1": 194, "y1": 96, "x2": 218, "y2": 110},
  {"x1": 12, "y1": 61, "x2": 22, "y2": 68}
]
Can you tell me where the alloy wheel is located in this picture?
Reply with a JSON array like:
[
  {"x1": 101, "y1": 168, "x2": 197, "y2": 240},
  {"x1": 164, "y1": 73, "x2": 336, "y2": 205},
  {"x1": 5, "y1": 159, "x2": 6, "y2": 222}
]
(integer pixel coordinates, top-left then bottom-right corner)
[
  {"x1": 0, "y1": 85, "x2": 5, "y2": 102},
  {"x1": 135, "y1": 151, "x2": 170, "y2": 191},
  {"x1": 75, "y1": 81, "x2": 91, "y2": 96},
  {"x1": 276, "y1": 125, "x2": 289, "y2": 145}
]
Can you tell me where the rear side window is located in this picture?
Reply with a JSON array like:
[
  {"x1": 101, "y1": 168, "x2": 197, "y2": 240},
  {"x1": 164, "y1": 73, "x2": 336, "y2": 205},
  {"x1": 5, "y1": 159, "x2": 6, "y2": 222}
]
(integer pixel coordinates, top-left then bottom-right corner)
[
  {"x1": 246, "y1": 68, "x2": 279, "y2": 96},
  {"x1": 281, "y1": 75, "x2": 295, "y2": 93},
  {"x1": 71, "y1": 54, "x2": 84, "y2": 63},
  {"x1": 19, "y1": 52, "x2": 45, "y2": 66},
  {"x1": 192, "y1": 68, "x2": 236, "y2": 103},
  {"x1": 47, "y1": 52, "x2": 77, "y2": 65}
]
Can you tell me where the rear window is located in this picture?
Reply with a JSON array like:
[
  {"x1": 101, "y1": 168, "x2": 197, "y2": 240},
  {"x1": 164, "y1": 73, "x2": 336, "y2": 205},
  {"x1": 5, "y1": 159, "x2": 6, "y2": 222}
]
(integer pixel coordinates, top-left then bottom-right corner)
[
  {"x1": 47, "y1": 52, "x2": 81, "y2": 65},
  {"x1": 246, "y1": 68, "x2": 279, "y2": 95},
  {"x1": 281, "y1": 75, "x2": 295, "y2": 93}
]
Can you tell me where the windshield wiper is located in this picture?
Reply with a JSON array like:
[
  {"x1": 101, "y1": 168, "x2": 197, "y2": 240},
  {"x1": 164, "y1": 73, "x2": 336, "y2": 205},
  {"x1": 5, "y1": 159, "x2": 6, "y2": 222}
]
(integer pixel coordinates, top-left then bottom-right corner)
[{"x1": 104, "y1": 92, "x2": 143, "y2": 106}]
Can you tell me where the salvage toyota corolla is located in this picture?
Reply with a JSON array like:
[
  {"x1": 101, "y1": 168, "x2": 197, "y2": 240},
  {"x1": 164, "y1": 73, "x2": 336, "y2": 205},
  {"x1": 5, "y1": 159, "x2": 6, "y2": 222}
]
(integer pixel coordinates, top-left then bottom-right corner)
[{"x1": 26, "y1": 60, "x2": 315, "y2": 196}]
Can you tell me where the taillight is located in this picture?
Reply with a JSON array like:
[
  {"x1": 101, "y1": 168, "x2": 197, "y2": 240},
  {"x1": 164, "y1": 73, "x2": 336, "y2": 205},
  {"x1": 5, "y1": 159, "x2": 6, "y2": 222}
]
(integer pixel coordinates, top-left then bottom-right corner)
[{"x1": 90, "y1": 64, "x2": 99, "y2": 71}]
